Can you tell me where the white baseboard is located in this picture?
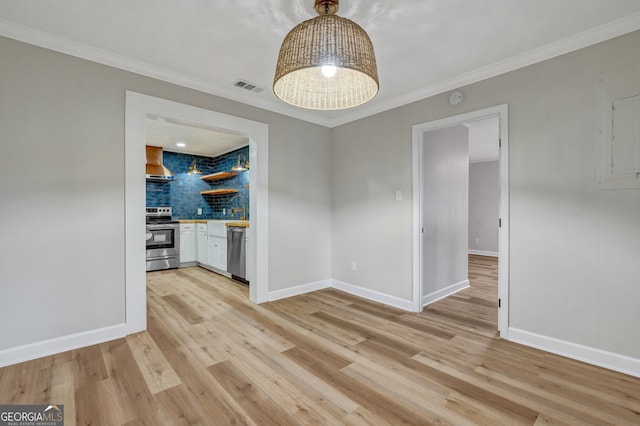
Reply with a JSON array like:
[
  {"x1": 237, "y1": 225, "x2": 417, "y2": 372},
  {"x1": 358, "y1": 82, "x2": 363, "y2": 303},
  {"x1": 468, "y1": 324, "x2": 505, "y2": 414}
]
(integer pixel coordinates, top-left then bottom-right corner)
[
  {"x1": 0, "y1": 277, "x2": 410, "y2": 367},
  {"x1": 468, "y1": 249, "x2": 499, "y2": 257},
  {"x1": 423, "y1": 279, "x2": 470, "y2": 306},
  {"x1": 509, "y1": 327, "x2": 640, "y2": 378},
  {"x1": 332, "y1": 279, "x2": 413, "y2": 311},
  {"x1": 268, "y1": 278, "x2": 413, "y2": 311},
  {"x1": 0, "y1": 323, "x2": 127, "y2": 368},
  {"x1": 268, "y1": 279, "x2": 332, "y2": 302}
]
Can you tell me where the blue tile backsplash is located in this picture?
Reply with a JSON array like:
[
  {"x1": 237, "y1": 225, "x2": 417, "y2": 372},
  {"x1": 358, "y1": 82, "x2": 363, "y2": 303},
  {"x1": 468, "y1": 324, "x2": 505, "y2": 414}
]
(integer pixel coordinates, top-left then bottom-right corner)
[{"x1": 146, "y1": 146, "x2": 250, "y2": 220}]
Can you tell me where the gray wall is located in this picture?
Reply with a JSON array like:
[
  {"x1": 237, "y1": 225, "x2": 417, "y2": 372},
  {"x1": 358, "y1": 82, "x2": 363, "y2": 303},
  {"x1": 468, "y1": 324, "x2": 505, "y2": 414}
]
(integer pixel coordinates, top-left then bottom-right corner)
[
  {"x1": 469, "y1": 161, "x2": 499, "y2": 254},
  {"x1": 422, "y1": 126, "x2": 469, "y2": 297},
  {"x1": 0, "y1": 36, "x2": 332, "y2": 350},
  {"x1": 3, "y1": 28, "x2": 640, "y2": 365},
  {"x1": 332, "y1": 30, "x2": 640, "y2": 359}
]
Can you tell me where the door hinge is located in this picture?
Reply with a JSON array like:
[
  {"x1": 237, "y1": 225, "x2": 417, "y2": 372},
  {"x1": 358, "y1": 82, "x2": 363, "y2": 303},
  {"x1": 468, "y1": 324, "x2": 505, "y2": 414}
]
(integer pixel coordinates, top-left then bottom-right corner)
[
  {"x1": 498, "y1": 218, "x2": 502, "y2": 228},
  {"x1": 499, "y1": 138, "x2": 502, "y2": 148},
  {"x1": 498, "y1": 298, "x2": 501, "y2": 308},
  {"x1": 421, "y1": 227, "x2": 424, "y2": 233}
]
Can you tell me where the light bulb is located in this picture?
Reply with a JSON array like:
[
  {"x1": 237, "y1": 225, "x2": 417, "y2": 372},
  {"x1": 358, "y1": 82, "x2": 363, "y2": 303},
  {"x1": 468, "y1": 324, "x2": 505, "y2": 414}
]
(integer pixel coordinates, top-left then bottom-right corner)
[{"x1": 321, "y1": 65, "x2": 337, "y2": 78}]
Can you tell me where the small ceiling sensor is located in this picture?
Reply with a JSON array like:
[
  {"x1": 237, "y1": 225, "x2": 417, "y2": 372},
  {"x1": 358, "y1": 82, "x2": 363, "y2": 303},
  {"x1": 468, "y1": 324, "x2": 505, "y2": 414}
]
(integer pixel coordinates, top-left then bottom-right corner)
[
  {"x1": 176, "y1": 142, "x2": 186, "y2": 147},
  {"x1": 449, "y1": 91, "x2": 463, "y2": 106}
]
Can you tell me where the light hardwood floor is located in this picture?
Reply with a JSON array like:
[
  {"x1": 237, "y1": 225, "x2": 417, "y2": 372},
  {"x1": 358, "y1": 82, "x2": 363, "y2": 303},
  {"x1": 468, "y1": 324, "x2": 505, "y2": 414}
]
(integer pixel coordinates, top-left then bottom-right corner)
[{"x1": 1, "y1": 255, "x2": 639, "y2": 425}]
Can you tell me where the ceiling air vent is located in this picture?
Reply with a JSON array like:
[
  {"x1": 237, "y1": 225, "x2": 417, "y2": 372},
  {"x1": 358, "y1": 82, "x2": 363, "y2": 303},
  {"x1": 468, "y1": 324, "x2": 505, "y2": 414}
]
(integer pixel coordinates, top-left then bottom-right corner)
[{"x1": 233, "y1": 79, "x2": 264, "y2": 94}]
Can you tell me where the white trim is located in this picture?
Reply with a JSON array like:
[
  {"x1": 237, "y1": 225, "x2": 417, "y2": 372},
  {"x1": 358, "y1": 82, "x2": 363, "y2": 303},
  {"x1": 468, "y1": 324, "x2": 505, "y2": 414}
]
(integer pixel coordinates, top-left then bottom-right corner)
[
  {"x1": 469, "y1": 158, "x2": 499, "y2": 164},
  {"x1": 332, "y1": 280, "x2": 413, "y2": 312},
  {"x1": 468, "y1": 249, "x2": 499, "y2": 257},
  {"x1": 249, "y1": 129, "x2": 269, "y2": 305},
  {"x1": 412, "y1": 104, "x2": 510, "y2": 337},
  {"x1": 422, "y1": 280, "x2": 470, "y2": 307},
  {"x1": 0, "y1": 324, "x2": 126, "y2": 368},
  {"x1": 268, "y1": 280, "x2": 332, "y2": 302},
  {"x1": 327, "y1": 13, "x2": 640, "y2": 127},
  {"x1": 0, "y1": 19, "x2": 333, "y2": 129},
  {"x1": 125, "y1": 93, "x2": 149, "y2": 335},
  {"x1": 2, "y1": 14, "x2": 640, "y2": 128},
  {"x1": 497, "y1": 107, "x2": 510, "y2": 339},
  {"x1": 509, "y1": 328, "x2": 640, "y2": 379},
  {"x1": 125, "y1": 92, "x2": 270, "y2": 336},
  {"x1": 411, "y1": 125, "x2": 423, "y2": 313},
  {"x1": 267, "y1": 278, "x2": 414, "y2": 311}
]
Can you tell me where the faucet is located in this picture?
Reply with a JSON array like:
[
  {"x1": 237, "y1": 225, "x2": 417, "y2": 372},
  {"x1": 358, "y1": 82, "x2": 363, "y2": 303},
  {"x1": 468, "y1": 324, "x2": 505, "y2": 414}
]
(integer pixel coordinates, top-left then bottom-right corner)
[{"x1": 229, "y1": 194, "x2": 247, "y2": 220}]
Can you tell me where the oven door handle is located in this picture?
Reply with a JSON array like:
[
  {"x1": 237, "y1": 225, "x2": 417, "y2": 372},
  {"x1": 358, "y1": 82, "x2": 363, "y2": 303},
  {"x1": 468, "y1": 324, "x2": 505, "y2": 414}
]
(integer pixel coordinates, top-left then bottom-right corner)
[{"x1": 146, "y1": 223, "x2": 178, "y2": 230}]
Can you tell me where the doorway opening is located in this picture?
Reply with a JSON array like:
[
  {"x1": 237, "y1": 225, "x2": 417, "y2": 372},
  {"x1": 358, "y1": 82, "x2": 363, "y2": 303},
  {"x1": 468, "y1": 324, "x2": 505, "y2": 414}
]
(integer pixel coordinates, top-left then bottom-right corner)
[
  {"x1": 144, "y1": 119, "x2": 250, "y2": 276},
  {"x1": 411, "y1": 104, "x2": 509, "y2": 338},
  {"x1": 125, "y1": 92, "x2": 269, "y2": 336}
]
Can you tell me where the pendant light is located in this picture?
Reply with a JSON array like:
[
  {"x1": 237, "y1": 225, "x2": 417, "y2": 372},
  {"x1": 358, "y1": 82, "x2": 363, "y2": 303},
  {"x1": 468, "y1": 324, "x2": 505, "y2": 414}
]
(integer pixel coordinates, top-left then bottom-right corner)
[
  {"x1": 273, "y1": 0, "x2": 379, "y2": 110},
  {"x1": 188, "y1": 159, "x2": 202, "y2": 175},
  {"x1": 232, "y1": 153, "x2": 249, "y2": 172}
]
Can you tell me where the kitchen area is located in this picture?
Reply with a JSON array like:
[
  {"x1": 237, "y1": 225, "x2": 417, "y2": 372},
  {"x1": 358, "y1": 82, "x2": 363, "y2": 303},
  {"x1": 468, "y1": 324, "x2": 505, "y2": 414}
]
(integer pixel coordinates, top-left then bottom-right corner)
[{"x1": 144, "y1": 119, "x2": 251, "y2": 285}]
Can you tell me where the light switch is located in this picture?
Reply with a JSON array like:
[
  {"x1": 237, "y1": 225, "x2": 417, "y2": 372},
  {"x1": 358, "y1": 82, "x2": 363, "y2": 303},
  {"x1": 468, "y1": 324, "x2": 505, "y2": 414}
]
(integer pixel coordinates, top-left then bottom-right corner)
[
  {"x1": 197, "y1": 208, "x2": 203, "y2": 215},
  {"x1": 395, "y1": 190, "x2": 403, "y2": 201}
]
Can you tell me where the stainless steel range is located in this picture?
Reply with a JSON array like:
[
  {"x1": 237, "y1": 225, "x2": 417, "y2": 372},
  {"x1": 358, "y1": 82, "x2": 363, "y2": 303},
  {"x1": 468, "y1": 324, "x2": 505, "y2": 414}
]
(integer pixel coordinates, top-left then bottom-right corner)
[{"x1": 146, "y1": 207, "x2": 180, "y2": 272}]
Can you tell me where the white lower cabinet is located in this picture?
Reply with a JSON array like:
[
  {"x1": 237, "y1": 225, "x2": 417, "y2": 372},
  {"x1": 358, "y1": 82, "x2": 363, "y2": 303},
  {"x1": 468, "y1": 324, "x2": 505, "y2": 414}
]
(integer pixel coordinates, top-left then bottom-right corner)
[
  {"x1": 206, "y1": 221, "x2": 229, "y2": 272},
  {"x1": 183, "y1": 221, "x2": 230, "y2": 271},
  {"x1": 179, "y1": 223, "x2": 196, "y2": 264},
  {"x1": 207, "y1": 236, "x2": 227, "y2": 271},
  {"x1": 197, "y1": 223, "x2": 208, "y2": 265}
]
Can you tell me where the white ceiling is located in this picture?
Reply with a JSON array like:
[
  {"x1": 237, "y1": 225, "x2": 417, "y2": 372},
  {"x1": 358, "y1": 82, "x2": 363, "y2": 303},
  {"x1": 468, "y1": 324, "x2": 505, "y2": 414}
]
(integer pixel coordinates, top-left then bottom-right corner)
[
  {"x1": 1, "y1": 1, "x2": 640, "y2": 128},
  {"x1": 147, "y1": 115, "x2": 498, "y2": 161},
  {"x1": 146, "y1": 118, "x2": 248, "y2": 157}
]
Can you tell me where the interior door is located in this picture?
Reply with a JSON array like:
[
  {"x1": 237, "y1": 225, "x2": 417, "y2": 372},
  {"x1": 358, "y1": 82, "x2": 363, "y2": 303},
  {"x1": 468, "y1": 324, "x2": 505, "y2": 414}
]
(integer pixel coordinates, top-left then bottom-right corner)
[{"x1": 421, "y1": 125, "x2": 469, "y2": 304}]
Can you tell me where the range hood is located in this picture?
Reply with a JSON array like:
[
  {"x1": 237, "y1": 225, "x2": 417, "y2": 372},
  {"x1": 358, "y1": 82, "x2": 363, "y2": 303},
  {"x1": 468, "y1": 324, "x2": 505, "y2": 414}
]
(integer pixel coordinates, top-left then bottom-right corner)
[{"x1": 145, "y1": 145, "x2": 175, "y2": 182}]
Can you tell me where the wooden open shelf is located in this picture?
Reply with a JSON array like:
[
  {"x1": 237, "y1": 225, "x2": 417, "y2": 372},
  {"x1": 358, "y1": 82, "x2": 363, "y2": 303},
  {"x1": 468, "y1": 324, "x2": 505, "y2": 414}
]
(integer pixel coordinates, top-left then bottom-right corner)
[
  {"x1": 200, "y1": 189, "x2": 238, "y2": 196},
  {"x1": 201, "y1": 171, "x2": 237, "y2": 182}
]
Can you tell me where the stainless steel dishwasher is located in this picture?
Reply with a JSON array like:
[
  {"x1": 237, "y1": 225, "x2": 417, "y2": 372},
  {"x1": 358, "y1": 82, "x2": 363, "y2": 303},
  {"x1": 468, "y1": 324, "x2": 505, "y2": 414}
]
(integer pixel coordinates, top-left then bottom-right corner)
[{"x1": 227, "y1": 226, "x2": 248, "y2": 284}]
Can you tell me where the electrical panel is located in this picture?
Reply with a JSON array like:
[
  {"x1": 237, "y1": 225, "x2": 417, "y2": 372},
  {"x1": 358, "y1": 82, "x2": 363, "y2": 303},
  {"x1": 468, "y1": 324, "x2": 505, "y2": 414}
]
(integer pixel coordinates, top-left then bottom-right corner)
[{"x1": 595, "y1": 64, "x2": 640, "y2": 189}]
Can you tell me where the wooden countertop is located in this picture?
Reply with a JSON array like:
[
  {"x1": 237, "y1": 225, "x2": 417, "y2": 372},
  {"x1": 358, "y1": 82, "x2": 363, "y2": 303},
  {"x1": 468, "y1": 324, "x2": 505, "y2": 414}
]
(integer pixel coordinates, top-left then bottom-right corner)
[
  {"x1": 225, "y1": 221, "x2": 250, "y2": 228},
  {"x1": 178, "y1": 220, "x2": 249, "y2": 227}
]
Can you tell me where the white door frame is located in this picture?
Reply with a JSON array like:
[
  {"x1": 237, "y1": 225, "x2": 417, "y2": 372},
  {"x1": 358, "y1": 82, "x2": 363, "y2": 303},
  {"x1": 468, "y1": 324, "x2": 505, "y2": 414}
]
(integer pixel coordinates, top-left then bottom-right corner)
[
  {"x1": 411, "y1": 104, "x2": 509, "y2": 338},
  {"x1": 124, "y1": 91, "x2": 269, "y2": 335}
]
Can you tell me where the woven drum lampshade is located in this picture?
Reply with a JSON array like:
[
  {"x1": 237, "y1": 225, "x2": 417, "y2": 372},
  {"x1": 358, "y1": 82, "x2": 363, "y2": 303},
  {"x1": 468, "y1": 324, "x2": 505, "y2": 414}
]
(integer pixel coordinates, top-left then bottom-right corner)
[{"x1": 273, "y1": 0, "x2": 379, "y2": 110}]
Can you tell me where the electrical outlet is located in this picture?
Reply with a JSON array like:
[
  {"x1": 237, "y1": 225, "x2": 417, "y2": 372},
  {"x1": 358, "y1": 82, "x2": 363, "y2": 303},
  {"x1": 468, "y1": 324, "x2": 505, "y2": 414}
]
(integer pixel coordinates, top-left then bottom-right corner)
[
  {"x1": 350, "y1": 261, "x2": 357, "y2": 271},
  {"x1": 197, "y1": 208, "x2": 203, "y2": 215},
  {"x1": 475, "y1": 238, "x2": 480, "y2": 244}
]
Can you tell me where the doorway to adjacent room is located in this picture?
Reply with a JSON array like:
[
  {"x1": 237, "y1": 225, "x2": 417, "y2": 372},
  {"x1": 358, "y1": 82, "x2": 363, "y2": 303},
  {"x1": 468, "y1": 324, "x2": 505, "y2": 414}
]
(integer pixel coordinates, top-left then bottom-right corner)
[
  {"x1": 124, "y1": 91, "x2": 269, "y2": 336},
  {"x1": 411, "y1": 104, "x2": 509, "y2": 337}
]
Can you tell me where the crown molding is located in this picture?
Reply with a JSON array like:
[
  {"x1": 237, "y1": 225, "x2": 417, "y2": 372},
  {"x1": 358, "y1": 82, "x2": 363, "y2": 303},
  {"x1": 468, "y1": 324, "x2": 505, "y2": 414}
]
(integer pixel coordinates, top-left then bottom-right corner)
[
  {"x1": 2, "y1": 13, "x2": 640, "y2": 129},
  {"x1": 327, "y1": 11, "x2": 640, "y2": 127},
  {"x1": 0, "y1": 19, "x2": 333, "y2": 128}
]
